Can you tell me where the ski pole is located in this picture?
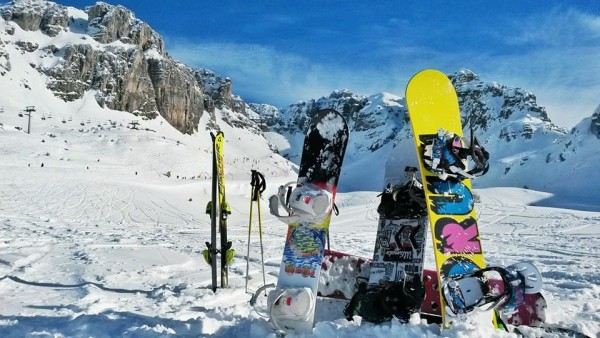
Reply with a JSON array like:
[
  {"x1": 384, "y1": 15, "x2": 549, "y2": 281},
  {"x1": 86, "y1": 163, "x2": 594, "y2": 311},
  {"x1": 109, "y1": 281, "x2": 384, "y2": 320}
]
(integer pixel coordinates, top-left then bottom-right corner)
[
  {"x1": 255, "y1": 171, "x2": 267, "y2": 289},
  {"x1": 245, "y1": 171, "x2": 256, "y2": 293},
  {"x1": 245, "y1": 170, "x2": 267, "y2": 292}
]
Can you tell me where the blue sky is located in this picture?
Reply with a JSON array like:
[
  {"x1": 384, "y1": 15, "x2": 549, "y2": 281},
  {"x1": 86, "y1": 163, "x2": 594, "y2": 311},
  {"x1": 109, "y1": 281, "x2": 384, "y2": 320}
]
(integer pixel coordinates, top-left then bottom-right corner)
[{"x1": 58, "y1": 0, "x2": 599, "y2": 128}]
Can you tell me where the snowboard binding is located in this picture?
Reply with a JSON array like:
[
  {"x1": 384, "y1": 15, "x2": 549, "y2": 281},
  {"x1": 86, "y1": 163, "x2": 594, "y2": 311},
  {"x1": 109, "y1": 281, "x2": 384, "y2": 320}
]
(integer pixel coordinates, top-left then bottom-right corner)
[
  {"x1": 421, "y1": 128, "x2": 489, "y2": 181},
  {"x1": 269, "y1": 182, "x2": 334, "y2": 222},
  {"x1": 344, "y1": 276, "x2": 426, "y2": 323},
  {"x1": 268, "y1": 287, "x2": 316, "y2": 334},
  {"x1": 442, "y1": 262, "x2": 542, "y2": 316},
  {"x1": 377, "y1": 166, "x2": 427, "y2": 219}
]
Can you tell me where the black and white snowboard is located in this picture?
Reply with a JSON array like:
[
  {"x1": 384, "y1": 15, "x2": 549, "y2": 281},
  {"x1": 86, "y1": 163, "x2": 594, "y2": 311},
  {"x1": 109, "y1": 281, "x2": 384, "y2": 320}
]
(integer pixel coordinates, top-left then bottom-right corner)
[
  {"x1": 342, "y1": 148, "x2": 429, "y2": 323},
  {"x1": 265, "y1": 109, "x2": 349, "y2": 335}
]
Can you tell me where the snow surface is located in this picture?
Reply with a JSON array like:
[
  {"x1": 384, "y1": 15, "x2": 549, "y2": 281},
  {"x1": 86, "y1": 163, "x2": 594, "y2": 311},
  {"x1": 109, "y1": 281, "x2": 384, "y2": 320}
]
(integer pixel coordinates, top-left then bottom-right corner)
[{"x1": 1, "y1": 98, "x2": 599, "y2": 337}]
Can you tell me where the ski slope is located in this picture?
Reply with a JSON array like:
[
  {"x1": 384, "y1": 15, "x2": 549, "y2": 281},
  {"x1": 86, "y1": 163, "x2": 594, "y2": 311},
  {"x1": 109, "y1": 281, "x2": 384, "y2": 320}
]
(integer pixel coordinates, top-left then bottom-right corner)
[{"x1": 0, "y1": 103, "x2": 598, "y2": 337}]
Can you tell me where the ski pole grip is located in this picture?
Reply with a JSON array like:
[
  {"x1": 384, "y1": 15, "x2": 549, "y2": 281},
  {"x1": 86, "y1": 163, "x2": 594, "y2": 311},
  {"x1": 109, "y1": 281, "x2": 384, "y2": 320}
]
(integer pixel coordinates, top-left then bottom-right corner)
[
  {"x1": 250, "y1": 170, "x2": 257, "y2": 187},
  {"x1": 256, "y1": 171, "x2": 266, "y2": 195},
  {"x1": 250, "y1": 170, "x2": 266, "y2": 200}
]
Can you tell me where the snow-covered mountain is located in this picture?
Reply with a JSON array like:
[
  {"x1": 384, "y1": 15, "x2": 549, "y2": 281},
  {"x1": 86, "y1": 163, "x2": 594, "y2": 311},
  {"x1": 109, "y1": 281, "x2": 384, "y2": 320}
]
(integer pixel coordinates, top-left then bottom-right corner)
[
  {"x1": 1, "y1": 0, "x2": 598, "y2": 207},
  {"x1": 0, "y1": 2, "x2": 599, "y2": 337},
  {"x1": 0, "y1": 0, "x2": 266, "y2": 136},
  {"x1": 0, "y1": 0, "x2": 292, "y2": 181},
  {"x1": 264, "y1": 72, "x2": 599, "y2": 205}
]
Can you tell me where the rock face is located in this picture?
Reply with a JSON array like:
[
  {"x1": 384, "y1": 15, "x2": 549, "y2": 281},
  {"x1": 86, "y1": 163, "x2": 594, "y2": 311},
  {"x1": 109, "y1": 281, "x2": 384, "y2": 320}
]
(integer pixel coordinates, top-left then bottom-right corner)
[
  {"x1": 0, "y1": 0, "x2": 69, "y2": 37},
  {"x1": 0, "y1": 0, "x2": 250, "y2": 135},
  {"x1": 273, "y1": 90, "x2": 369, "y2": 133},
  {"x1": 271, "y1": 69, "x2": 571, "y2": 159},
  {"x1": 86, "y1": 2, "x2": 162, "y2": 51},
  {"x1": 450, "y1": 69, "x2": 555, "y2": 134},
  {"x1": 591, "y1": 105, "x2": 600, "y2": 139},
  {"x1": 194, "y1": 68, "x2": 262, "y2": 134}
]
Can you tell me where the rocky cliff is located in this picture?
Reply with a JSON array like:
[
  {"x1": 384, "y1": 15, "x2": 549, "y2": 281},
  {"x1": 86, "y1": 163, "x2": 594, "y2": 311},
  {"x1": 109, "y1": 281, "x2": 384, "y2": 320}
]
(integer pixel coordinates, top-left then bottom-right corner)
[
  {"x1": 0, "y1": 0, "x2": 256, "y2": 134},
  {"x1": 591, "y1": 105, "x2": 600, "y2": 139}
]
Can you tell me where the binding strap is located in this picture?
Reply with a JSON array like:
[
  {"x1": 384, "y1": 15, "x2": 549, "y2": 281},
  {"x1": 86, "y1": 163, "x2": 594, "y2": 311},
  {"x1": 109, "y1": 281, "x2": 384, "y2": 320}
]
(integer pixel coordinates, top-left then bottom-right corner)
[{"x1": 344, "y1": 277, "x2": 425, "y2": 323}]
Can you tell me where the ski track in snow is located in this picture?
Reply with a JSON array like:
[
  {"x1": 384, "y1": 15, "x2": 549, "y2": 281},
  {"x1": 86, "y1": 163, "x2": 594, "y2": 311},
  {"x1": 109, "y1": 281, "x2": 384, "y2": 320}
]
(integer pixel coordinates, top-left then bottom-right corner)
[
  {"x1": 1, "y1": 166, "x2": 598, "y2": 337},
  {"x1": 475, "y1": 192, "x2": 600, "y2": 337}
]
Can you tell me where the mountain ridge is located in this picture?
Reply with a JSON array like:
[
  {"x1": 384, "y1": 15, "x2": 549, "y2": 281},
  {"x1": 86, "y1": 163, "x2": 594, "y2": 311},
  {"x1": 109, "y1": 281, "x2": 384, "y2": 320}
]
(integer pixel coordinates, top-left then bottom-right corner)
[{"x1": 0, "y1": 0, "x2": 598, "y2": 202}]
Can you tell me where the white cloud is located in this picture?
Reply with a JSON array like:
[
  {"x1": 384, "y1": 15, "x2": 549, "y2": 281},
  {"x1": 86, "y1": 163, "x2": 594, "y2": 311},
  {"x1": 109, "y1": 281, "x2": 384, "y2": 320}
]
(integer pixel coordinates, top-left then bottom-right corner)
[
  {"x1": 504, "y1": 7, "x2": 600, "y2": 47},
  {"x1": 481, "y1": 7, "x2": 600, "y2": 126},
  {"x1": 167, "y1": 38, "x2": 402, "y2": 106}
]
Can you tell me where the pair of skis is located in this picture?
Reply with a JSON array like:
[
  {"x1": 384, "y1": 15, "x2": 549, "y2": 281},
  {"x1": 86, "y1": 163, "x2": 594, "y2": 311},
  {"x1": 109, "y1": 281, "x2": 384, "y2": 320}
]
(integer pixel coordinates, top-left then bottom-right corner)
[{"x1": 204, "y1": 131, "x2": 234, "y2": 292}]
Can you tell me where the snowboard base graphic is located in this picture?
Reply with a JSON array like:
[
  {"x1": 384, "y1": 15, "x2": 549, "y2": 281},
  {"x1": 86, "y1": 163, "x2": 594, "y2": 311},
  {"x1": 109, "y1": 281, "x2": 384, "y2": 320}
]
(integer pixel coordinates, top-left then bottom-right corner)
[{"x1": 269, "y1": 109, "x2": 349, "y2": 334}]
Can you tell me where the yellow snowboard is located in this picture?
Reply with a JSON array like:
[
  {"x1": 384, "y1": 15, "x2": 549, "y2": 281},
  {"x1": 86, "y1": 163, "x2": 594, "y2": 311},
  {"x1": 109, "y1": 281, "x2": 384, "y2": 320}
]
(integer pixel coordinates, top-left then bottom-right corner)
[{"x1": 406, "y1": 69, "x2": 492, "y2": 328}]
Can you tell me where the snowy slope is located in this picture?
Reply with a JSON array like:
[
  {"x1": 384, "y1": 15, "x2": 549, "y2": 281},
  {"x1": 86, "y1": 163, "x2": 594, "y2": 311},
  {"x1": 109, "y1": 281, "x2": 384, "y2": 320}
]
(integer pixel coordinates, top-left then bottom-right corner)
[{"x1": 0, "y1": 126, "x2": 598, "y2": 337}]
